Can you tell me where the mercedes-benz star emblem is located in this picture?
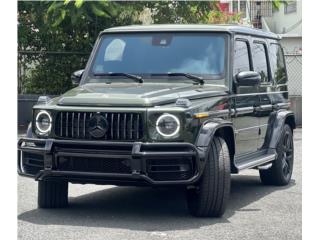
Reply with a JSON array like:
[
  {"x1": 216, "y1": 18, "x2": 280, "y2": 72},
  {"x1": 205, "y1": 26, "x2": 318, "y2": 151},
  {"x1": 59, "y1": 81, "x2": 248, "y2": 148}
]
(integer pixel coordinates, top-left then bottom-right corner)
[{"x1": 88, "y1": 114, "x2": 108, "y2": 138}]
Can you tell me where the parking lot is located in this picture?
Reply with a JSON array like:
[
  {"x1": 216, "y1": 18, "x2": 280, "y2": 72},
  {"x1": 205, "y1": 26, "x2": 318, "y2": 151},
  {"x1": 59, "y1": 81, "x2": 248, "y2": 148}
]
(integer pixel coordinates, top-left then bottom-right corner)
[{"x1": 18, "y1": 128, "x2": 301, "y2": 240}]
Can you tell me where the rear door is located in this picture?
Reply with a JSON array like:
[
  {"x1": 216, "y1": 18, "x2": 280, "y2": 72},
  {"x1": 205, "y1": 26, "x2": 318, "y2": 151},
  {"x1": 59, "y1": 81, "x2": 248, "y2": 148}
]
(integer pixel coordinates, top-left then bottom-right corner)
[
  {"x1": 251, "y1": 40, "x2": 274, "y2": 149},
  {"x1": 258, "y1": 41, "x2": 289, "y2": 149}
]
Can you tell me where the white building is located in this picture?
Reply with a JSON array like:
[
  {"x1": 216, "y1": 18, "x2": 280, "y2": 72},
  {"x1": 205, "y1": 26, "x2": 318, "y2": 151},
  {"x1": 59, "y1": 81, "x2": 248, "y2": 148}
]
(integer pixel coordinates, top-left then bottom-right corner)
[
  {"x1": 221, "y1": 0, "x2": 302, "y2": 54},
  {"x1": 262, "y1": 0, "x2": 302, "y2": 54}
]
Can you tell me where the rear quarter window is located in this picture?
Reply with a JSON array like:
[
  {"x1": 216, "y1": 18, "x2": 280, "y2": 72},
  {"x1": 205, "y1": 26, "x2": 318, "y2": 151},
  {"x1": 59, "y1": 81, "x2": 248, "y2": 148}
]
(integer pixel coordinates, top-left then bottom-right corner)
[{"x1": 269, "y1": 43, "x2": 287, "y2": 85}]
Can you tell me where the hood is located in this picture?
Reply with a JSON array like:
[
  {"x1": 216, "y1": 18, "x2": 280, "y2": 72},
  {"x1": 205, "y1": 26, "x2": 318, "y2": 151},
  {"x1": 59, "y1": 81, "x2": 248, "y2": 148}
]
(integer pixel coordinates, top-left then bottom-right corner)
[{"x1": 56, "y1": 82, "x2": 228, "y2": 107}]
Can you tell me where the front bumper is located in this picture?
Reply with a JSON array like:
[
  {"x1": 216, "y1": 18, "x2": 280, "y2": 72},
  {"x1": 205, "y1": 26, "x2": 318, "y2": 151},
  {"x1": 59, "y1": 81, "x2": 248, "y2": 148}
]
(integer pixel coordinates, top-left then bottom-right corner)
[{"x1": 18, "y1": 138, "x2": 206, "y2": 186}]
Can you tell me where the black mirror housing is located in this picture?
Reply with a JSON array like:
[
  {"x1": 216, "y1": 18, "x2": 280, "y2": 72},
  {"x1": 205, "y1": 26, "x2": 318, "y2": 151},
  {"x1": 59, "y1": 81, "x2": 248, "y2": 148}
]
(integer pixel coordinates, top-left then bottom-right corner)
[
  {"x1": 235, "y1": 71, "x2": 261, "y2": 86},
  {"x1": 71, "y1": 69, "x2": 85, "y2": 86}
]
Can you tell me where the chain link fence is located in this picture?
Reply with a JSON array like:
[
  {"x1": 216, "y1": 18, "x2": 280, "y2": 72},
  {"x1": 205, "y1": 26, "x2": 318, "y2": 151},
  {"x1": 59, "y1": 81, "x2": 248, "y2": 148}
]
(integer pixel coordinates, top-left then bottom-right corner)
[
  {"x1": 285, "y1": 53, "x2": 302, "y2": 96},
  {"x1": 284, "y1": 53, "x2": 302, "y2": 126}
]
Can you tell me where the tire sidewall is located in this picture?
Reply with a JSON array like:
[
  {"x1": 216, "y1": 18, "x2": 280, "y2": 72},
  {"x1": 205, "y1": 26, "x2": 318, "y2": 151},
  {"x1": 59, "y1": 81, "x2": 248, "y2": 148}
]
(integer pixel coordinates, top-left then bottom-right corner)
[
  {"x1": 276, "y1": 124, "x2": 294, "y2": 183},
  {"x1": 187, "y1": 137, "x2": 231, "y2": 217}
]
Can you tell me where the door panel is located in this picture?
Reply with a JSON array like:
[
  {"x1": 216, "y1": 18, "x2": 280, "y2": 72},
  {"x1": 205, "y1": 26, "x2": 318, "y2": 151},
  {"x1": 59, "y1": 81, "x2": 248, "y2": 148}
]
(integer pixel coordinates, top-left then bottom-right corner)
[
  {"x1": 233, "y1": 94, "x2": 260, "y2": 156},
  {"x1": 232, "y1": 37, "x2": 260, "y2": 156},
  {"x1": 257, "y1": 92, "x2": 273, "y2": 149}
]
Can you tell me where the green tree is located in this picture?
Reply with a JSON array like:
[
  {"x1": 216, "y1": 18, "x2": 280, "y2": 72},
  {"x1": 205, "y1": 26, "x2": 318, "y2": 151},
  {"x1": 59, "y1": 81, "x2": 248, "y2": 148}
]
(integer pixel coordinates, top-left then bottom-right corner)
[
  {"x1": 18, "y1": 1, "x2": 143, "y2": 94},
  {"x1": 18, "y1": 1, "x2": 236, "y2": 94}
]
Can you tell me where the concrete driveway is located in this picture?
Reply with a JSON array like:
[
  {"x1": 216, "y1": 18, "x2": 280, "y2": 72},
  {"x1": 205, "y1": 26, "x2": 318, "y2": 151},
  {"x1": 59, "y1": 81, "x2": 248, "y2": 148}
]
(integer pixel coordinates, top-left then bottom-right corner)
[{"x1": 18, "y1": 129, "x2": 302, "y2": 240}]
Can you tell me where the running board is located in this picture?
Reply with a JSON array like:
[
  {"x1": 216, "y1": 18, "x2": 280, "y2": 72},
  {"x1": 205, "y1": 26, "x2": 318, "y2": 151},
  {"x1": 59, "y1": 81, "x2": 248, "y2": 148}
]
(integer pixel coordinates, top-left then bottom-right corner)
[{"x1": 235, "y1": 153, "x2": 276, "y2": 171}]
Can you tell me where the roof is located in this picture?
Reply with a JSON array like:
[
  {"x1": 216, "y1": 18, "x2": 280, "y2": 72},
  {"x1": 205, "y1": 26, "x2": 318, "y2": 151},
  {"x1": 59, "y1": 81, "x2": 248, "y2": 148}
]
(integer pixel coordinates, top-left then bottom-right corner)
[{"x1": 102, "y1": 24, "x2": 280, "y2": 40}]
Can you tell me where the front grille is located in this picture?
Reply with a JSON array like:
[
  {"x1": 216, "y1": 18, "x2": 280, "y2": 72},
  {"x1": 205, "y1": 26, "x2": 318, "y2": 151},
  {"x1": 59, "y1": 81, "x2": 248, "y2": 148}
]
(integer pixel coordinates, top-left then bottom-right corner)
[
  {"x1": 54, "y1": 112, "x2": 144, "y2": 141},
  {"x1": 57, "y1": 156, "x2": 131, "y2": 174}
]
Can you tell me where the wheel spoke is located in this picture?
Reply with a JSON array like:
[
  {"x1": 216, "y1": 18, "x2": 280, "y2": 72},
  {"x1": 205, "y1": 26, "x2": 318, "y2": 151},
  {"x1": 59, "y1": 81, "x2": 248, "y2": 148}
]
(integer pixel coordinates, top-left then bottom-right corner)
[
  {"x1": 282, "y1": 163, "x2": 288, "y2": 175},
  {"x1": 287, "y1": 137, "x2": 292, "y2": 149}
]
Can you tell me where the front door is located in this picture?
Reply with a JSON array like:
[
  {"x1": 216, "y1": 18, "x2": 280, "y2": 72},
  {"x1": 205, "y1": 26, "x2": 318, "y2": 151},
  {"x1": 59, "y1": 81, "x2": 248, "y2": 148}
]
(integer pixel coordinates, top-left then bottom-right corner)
[
  {"x1": 233, "y1": 94, "x2": 260, "y2": 155},
  {"x1": 232, "y1": 38, "x2": 260, "y2": 156}
]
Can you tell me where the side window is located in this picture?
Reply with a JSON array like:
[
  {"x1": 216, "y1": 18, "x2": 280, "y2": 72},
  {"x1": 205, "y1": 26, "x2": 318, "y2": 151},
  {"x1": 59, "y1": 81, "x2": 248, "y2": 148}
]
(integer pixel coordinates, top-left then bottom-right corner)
[
  {"x1": 233, "y1": 40, "x2": 250, "y2": 75},
  {"x1": 269, "y1": 44, "x2": 287, "y2": 84},
  {"x1": 252, "y1": 42, "x2": 269, "y2": 82}
]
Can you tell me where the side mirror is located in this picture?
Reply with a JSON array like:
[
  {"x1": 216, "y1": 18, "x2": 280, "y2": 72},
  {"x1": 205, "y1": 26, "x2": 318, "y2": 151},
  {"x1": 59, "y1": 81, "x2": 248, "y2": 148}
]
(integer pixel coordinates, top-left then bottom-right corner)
[
  {"x1": 235, "y1": 71, "x2": 261, "y2": 86},
  {"x1": 71, "y1": 69, "x2": 85, "y2": 86}
]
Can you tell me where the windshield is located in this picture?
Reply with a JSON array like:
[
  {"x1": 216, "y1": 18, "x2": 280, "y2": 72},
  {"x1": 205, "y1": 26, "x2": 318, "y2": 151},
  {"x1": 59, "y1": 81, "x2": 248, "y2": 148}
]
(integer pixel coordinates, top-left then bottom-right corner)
[{"x1": 87, "y1": 32, "x2": 227, "y2": 85}]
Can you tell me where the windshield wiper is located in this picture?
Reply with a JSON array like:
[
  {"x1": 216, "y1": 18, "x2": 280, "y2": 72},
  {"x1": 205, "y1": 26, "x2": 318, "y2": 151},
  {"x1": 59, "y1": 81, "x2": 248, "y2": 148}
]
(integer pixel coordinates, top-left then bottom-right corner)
[
  {"x1": 93, "y1": 72, "x2": 143, "y2": 83},
  {"x1": 153, "y1": 72, "x2": 204, "y2": 85}
]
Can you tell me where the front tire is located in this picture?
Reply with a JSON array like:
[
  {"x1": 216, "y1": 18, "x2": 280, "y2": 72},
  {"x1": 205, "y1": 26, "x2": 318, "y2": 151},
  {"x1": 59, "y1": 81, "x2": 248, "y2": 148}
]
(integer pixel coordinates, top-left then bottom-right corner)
[
  {"x1": 38, "y1": 180, "x2": 68, "y2": 208},
  {"x1": 187, "y1": 137, "x2": 231, "y2": 217},
  {"x1": 259, "y1": 124, "x2": 294, "y2": 186}
]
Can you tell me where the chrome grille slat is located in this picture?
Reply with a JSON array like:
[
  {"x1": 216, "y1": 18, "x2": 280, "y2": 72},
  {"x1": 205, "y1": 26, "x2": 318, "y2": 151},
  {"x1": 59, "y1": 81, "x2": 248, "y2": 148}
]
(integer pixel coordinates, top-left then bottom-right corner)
[
  {"x1": 83, "y1": 112, "x2": 86, "y2": 138},
  {"x1": 117, "y1": 113, "x2": 120, "y2": 139},
  {"x1": 71, "y1": 112, "x2": 74, "y2": 138},
  {"x1": 123, "y1": 113, "x2": 127, "y2": 140},
  {"x1": 55, "y1": 111, "x2": 143, "y2": 141},
  {"x1": 136, "y1": 114, "x2": 140, "y2": 139},
  {"x1": 111, "y1": 113, "x2": 114, "y2": 139},
  {"x1": 60, "y1": 112, "x2": 63, "y2": 137},
  {"x1": 129, "y1": 114, "x2": 133, "y2": 140},
  {"x1": 77, "y1": 113, "x2": 80, "y2": 137},
  {"x1": 66, "y1": 112, "x2": 69, "y2": 137},
  {"x1": 105, "y1": 113, "x2": 108, "y2": 140}
]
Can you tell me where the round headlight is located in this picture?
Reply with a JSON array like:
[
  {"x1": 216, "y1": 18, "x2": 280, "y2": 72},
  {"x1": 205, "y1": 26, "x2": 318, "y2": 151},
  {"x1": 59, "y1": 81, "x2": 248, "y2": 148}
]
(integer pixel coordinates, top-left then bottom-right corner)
[
  {"x1": 35, "y1": 110, "x2": 52, "y2": 135},
  {"x1": 156, "y1": 114, "x2": 180, "y2": 137}
]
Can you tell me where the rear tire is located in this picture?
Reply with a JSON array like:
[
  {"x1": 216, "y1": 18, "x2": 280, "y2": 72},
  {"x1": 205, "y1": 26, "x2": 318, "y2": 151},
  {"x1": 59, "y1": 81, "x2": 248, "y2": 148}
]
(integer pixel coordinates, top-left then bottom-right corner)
[
  {"x1": 38, "y1": 180, "x2": 68, "y2": 208},
  {"x1": 259, "y1": 124, "x2": 294, "y2": 186},
  {"x1": 187, "y1": 137, "x2": 231, "y2": 217}
]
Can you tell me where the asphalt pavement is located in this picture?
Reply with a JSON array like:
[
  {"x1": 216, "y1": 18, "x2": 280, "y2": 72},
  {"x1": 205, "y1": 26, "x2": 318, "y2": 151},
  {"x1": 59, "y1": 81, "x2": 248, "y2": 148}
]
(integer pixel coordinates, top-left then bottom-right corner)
[{"x1": 18, "y1": 128, "x2": 302, "y2": 240}]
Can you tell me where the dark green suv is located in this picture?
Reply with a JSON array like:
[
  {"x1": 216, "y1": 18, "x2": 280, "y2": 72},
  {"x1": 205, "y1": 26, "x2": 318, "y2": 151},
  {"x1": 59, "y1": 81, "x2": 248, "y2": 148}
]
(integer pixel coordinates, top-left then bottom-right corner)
[{"x1": 18, "y1": 24, "x2": 295, "y2": 217}]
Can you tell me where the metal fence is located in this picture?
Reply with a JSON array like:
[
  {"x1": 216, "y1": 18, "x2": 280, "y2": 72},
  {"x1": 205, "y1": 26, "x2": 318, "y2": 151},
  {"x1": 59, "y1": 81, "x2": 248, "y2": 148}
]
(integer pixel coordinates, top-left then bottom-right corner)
[
  {"x1": 284, "y1": 53, "x2": 302, "y2": 126},
  {"x1": 285, "y1": 53, "x2": 302, "y2": 96}
]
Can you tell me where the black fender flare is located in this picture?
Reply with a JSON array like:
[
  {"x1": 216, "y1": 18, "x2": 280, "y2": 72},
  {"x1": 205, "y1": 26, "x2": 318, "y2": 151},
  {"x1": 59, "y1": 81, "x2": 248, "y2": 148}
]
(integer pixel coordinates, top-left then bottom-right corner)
[
  {"x1": 263, "y1": 110, "x2": 296, "y2": 149},
  {"x1": 195, "y1": 118, "x2": 236, "y2": 172},
  {"x1": 195, "y1": 119, "x2": 235, "y2": 148}
]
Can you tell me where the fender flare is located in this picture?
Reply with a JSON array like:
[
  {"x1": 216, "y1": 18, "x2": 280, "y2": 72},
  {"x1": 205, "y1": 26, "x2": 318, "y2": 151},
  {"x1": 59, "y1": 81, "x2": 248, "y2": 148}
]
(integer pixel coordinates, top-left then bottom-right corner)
[
  {"x1": 263, "y1": 110, "x2": 296, "y2": 149},
  {"x1": 195, "y1": 118, "x2": 236, "y2": 172},
  {"x1": 195, "y1": 119, "x2": 235, "y2": 148}
]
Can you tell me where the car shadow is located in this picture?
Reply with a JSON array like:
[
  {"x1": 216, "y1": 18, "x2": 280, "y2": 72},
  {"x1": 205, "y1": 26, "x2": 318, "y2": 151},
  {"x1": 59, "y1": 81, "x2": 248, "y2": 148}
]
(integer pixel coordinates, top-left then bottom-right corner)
[{"x1": 18, "y1": 174, "x2": 295, "y2": 231}]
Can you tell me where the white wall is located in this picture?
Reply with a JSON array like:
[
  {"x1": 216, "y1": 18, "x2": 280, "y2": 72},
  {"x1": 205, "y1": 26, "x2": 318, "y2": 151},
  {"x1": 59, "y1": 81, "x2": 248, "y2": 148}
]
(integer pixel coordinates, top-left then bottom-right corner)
[
  {"x1": 264, "y1": 0, "x2": 302, "y2": 35},
  {"x1": 281, "y1": 37, "x2": 302, "y2": 54}
]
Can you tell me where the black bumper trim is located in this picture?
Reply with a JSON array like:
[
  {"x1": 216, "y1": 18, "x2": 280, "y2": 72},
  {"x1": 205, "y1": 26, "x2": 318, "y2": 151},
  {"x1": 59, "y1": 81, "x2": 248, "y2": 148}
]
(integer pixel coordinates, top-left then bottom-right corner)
[{"x1": 18, "y1": 138, "x2": 206, "y2": 185}]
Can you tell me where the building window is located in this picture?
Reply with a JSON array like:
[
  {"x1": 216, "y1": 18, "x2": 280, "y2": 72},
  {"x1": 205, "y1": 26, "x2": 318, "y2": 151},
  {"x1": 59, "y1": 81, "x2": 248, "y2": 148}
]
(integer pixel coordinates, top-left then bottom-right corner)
[
  {"x1": 232, "y1": 1, "x2": 247, "y2": 17},
  {"x1": 284, "y1": 1, "x2": 297, "y2": 14}
]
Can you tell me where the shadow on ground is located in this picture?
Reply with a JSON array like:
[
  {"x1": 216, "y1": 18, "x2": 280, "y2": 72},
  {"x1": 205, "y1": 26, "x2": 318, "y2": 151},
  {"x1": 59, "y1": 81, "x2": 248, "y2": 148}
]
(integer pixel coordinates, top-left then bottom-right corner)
[{"x1": 18, "y1": 175, "x2": 295, "y2": 231}]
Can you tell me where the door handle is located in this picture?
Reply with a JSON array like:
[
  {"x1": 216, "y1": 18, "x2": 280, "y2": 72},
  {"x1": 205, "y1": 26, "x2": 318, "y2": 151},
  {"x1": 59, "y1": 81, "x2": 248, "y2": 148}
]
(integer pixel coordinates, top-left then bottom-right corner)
[
  {"x1": 273, "y1": 103, "x2": 290, "y2": 110},
  {"x1": 254, "y1": 104, "x2": 273, "y2": 112}
]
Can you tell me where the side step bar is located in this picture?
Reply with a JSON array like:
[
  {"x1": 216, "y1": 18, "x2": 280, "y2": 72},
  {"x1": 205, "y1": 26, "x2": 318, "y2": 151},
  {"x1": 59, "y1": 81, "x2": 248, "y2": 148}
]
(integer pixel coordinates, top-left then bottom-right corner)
[{"x1": 235, "y1": 153, "x2": 276, "y2": 171}]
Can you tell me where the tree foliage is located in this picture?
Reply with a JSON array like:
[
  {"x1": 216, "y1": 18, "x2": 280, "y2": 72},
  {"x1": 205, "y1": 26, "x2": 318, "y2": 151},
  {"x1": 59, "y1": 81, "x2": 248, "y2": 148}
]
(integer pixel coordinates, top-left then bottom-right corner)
[
  {"x1": 18, "y1": 1, "x2": 144, "y2": 94},
  {"x1": 18, "y1": 0, "x2": 239, "y2": 94}
]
